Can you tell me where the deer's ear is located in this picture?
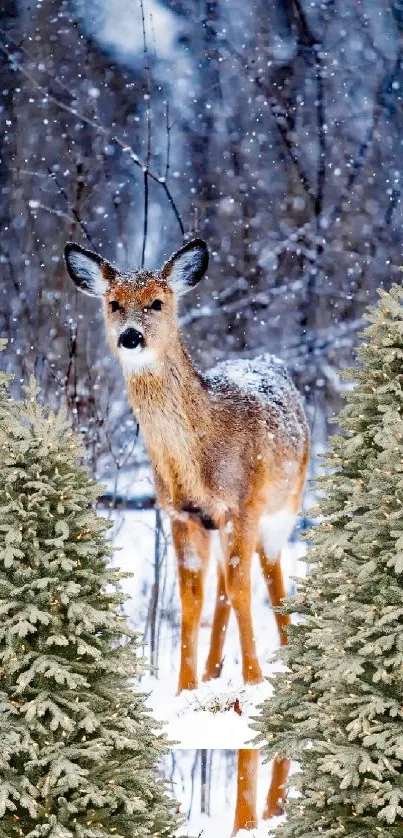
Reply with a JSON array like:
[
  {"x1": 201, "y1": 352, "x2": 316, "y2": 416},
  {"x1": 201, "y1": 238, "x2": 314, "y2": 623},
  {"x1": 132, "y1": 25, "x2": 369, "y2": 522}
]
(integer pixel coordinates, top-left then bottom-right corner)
[
  {"x1": 162, "y1": 239, "x2": 209, "y2": 295},
  {"x1": 64, "y1": 243, "x2": 116, "y2": 296}
]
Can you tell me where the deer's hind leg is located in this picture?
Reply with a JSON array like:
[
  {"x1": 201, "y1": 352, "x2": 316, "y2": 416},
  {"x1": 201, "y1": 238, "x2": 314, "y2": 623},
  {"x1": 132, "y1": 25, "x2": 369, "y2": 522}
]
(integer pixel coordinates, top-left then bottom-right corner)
[
  {"x1": 257, "y1": 546, "x2": 291, "y2": 646},
  {"x1": 258, "y1": 510, "x2": 296, "y2": 818},
  {"x1": 202, "y1": 557, "x2": 231, "y2": 682},
  {"x1": 171, "y1": 517, "x2": 211, "y2": 694},
  {"x1": 263, "y1": 756, "x2": 290, "y2": 819},
  {"x1": 232, "y1": 749, "x2": 259, "y2": 835},
  {"x1": 257, "y1": 544, "x2": 291, "y2": 815},
  {"x1": 257, "y1": 504, "x2": 298, "y2": 645}
]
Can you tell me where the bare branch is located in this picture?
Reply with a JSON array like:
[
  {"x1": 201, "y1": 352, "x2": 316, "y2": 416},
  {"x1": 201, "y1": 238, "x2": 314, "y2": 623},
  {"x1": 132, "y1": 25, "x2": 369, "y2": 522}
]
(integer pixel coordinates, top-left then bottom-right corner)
[
  {"x1": 139, "y1": 0, "x2": 152, "y2": 266},
  {"x1": 47, "y1": 168, "x2": 95, "y2": 246},
  {"x1": 164, "y1": 100, "x2": 171, "y2": 182},
  {"x1": 97, "y1": 493, "x2": 156, "y2": 511}
]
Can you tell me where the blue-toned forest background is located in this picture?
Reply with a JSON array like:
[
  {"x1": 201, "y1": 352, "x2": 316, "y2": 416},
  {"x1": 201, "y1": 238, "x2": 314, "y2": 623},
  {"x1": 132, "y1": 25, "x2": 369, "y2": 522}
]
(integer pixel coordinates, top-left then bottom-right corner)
[{"x1": 1, "y1": 2, "x2": 402, "y2": 830}]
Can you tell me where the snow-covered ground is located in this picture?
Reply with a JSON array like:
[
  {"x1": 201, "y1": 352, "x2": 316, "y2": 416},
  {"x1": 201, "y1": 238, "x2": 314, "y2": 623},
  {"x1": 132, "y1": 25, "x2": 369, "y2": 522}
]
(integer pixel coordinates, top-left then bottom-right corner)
[{"x1": 111, "y1": 506, "x2": 306, "y2": 748}]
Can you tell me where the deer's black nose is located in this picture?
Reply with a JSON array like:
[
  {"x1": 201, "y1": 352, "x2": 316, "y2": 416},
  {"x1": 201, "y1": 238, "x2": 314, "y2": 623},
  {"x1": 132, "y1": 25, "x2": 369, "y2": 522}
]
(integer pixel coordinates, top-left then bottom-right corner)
[{"x1": 118, "y1": 328, "x2": 144, "y2": 349}]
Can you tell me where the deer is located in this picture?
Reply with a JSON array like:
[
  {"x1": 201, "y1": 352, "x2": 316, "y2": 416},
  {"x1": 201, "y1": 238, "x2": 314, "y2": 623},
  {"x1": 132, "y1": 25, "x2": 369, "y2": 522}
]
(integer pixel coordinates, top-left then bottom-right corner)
[{"x1": 64, "y1": 237, "x2": 309, "y2": 820}]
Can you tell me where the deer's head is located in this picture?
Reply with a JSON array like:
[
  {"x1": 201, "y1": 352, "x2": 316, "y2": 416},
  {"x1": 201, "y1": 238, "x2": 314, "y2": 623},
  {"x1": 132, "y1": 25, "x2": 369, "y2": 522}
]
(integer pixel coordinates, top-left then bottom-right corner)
[{"x1": 64, "y1": 239, "x2": 208, "y2": 375}]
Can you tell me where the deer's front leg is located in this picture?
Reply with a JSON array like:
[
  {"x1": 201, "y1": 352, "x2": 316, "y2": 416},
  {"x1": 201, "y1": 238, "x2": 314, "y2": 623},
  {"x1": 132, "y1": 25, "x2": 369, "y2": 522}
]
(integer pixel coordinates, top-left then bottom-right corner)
[
  {"x1": 202, "y1": 558, "x2": 231, "y2": 682},
  {"x1": 223, "y1": 512, "x2": 263, "y2": 685},
  {"x1": 171, "y1": 517, "x2": 211, "y2": 693}
]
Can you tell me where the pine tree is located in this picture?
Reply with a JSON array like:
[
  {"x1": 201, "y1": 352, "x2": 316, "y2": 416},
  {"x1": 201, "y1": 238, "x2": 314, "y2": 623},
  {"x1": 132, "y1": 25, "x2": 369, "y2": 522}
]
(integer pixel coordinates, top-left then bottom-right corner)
[
  {"x1": 0, "y1": 368, "x2": 179, "y2": 838},
  {"x1": 255, "y1": 286, "x2": 403, "y2": 837}
]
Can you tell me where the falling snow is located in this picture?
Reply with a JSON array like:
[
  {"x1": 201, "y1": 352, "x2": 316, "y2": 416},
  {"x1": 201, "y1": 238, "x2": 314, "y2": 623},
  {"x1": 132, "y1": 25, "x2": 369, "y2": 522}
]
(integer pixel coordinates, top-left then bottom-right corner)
[{"x1": 1, "y1": 0, "x2": 401, "y2": 834}]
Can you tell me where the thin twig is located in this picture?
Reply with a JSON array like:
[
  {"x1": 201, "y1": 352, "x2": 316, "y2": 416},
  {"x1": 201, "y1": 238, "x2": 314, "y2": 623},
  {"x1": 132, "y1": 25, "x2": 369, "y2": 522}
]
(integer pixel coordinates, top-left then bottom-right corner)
[
  {"x1": 188, "y1": 752, "x2": 199, "y2": 819},
  {"x1": 164, "y1": 100, "x2": 171, "y2": 182},
  {"x1": 97, "y1": 493, "x2": 156, "y2": 510},
  {"x1": 28, "y1": 202, "x2": 75, "y2": 224},
  {"x1": 47, "y1": 167, "x2": 95, "y2": 246},
  {"x1": 301, "y1": 39, "x2": 326, "y2": 371},
  {"x1": 141, "y1": 169, "x2": 149, "y2": 268},
  {"x1": 313, "y1": 47, "x2": 326, "y2": 225},
  {"x1": 161, "y1": 181, "x2": 184, "y2": 234},
  {"x1": 139, "y1": 0, "x2": 152, "y2": 265}
]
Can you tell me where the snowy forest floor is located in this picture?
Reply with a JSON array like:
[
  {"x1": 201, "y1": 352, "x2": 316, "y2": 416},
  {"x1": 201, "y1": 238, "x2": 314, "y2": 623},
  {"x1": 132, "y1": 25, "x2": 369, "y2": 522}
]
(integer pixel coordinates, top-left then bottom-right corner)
[{"x1": 111, "y1": 506, "x2": 306, "y2": 748}]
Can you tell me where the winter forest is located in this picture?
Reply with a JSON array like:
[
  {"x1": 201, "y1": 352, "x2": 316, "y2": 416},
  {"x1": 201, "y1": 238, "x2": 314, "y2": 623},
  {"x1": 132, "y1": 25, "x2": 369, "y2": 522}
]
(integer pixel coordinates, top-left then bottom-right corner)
[{"x1": 1, "y1": 1, "x2": 403, "y2": 837}]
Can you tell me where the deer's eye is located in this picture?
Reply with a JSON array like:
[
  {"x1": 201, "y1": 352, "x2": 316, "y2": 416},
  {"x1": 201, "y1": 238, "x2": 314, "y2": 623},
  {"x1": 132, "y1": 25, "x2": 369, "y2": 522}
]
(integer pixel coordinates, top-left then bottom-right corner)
[
  {"x1": 109, "y1": 300, "x2": 121, "y2": 313},
  {"x1": 149, "y1": 299, "x2": 163, "y2": 312}
]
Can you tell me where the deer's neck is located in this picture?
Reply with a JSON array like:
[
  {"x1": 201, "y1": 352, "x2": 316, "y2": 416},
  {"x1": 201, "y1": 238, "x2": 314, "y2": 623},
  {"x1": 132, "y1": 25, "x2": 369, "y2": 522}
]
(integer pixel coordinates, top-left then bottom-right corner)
[
  {"x1": 125, "y1": 339, "x2": 212, "y2": 504},
  {"x1": 126, "y1": 339, "x2": 209, "y2": 414}
]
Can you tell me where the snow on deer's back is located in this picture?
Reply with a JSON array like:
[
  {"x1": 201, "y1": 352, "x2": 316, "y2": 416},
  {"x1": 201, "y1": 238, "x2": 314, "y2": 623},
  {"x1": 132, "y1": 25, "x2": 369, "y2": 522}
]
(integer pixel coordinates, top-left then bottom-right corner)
[
  {"x1": 205, "y1": 352, "x2": 308, "y2": 545},
  {"x1": 206, "y1": 352, "x2": 307, "y2": 457}
]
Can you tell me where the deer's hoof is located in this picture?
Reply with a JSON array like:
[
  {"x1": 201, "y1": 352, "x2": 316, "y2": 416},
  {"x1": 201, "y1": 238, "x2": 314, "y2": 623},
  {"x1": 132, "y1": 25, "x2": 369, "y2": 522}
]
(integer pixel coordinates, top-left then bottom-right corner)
[
  {"x1": 202, "y1": 662, "x2": 223, "y2": 682},
  {"x1": 262, "y1": 803, "x2": 285, "y2": 820},
  {"x1": 176, "y1": 676, "x2": 198, "y2": 695},
  {"x1": 243, "y1": 667, "x2": 264, "y2": 686}
]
